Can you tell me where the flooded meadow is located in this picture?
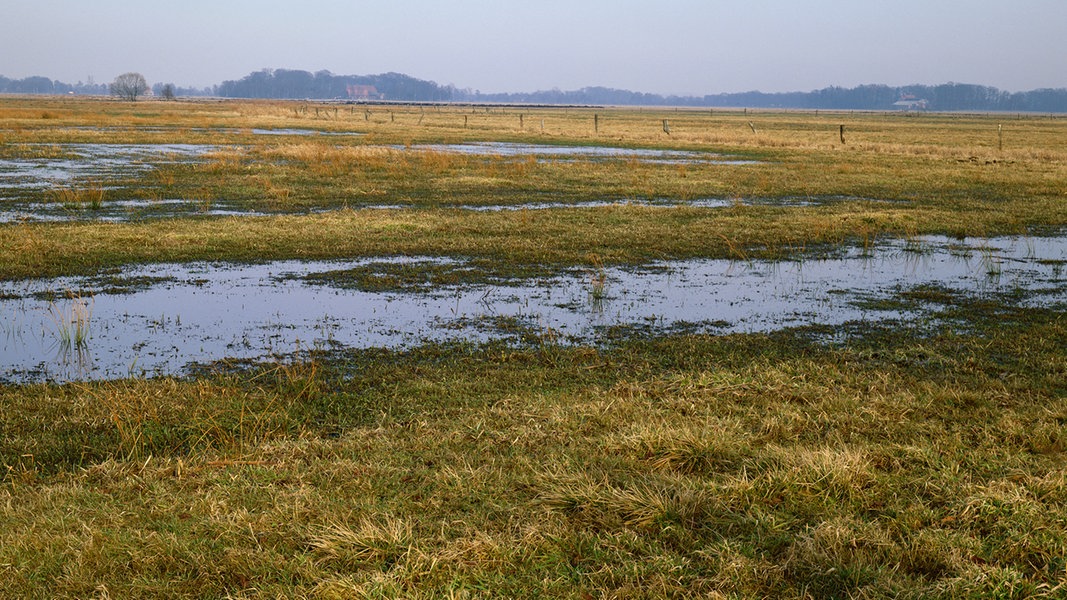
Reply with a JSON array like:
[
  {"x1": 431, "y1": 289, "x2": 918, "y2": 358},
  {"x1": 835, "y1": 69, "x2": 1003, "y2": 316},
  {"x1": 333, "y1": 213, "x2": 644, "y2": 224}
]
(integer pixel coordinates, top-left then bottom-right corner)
[
  {"x1": 0, "y1": 142, "x2": 219, "y2": 191},
  {"x1": 1, "y1": 110, "x2": 1065, "y2": 383},
  {"x1": 401, "y1": 141, "x2": 757, "y2": 164},
  {"x1": 3, "y1": 235, "x2": 1062, "y2": 383},
  {"x1": 0, "y1": 137, "x2": 759, "y2": 221},
  {"x1": 4, "y1": 99, "x2": 1067, "y2": 598}
]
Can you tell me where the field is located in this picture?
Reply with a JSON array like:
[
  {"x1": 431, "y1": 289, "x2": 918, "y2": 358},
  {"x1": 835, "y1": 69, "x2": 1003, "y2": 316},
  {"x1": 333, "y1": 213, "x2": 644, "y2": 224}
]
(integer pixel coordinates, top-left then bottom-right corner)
[{"x1": 1, "y1": 96, "x2": 1065, "y2": 598}]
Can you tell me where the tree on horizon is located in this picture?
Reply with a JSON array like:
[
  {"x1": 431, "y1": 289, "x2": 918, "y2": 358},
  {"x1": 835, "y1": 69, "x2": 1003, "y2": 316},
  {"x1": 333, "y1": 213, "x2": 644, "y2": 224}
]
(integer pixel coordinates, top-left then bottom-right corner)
[{"x1": 109, "y1": 72, "x2": 149, "y2": 101}]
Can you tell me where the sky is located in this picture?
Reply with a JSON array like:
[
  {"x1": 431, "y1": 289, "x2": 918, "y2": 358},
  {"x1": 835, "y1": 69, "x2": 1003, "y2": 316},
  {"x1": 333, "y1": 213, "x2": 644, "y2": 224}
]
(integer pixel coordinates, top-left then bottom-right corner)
[{"x1": 3, "y1": 0, "x2": 1065, "y2": 95}]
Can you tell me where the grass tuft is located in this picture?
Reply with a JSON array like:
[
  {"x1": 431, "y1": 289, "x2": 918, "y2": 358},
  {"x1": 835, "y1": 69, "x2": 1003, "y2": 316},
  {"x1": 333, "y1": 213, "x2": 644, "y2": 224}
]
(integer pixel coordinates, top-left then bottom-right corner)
[
  {"x1": 311, "y1": 518, "x2": 414, "y2": 572},
  {"x1": 51, "y1": 181, "x2": 105, "y2": 210},
  {"x1": 48, "y1": 291, "x2": 93, "y2": 350}
]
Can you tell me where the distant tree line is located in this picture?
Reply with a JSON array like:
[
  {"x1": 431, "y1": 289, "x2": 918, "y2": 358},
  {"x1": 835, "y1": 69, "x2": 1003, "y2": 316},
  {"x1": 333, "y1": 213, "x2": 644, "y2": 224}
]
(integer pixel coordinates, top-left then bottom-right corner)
[
  {"x1": 0, "y1": 75, "x2": 107, "y2": 95},
  {"x1": 150, "y1": 83, "x2": 216, "y2": 97},
  {"x1": 216, "y1": 69, "x2": 454, "y2": 101},
  {"x1": 460, "y1": 82, "x2": 1067, "y2": 113},
  {"x1": 460, "y1": 86, "x2": 694, "y2": 107},
  {"x1": 4, "y1": 70, "x2": 1067, "y2": 112},
  {"x1": 0, "y1": 74, "x2": 215, "y2": 97},
  {"x1": 696, "y1": 83, "x2": 1067, "y2": 113}
]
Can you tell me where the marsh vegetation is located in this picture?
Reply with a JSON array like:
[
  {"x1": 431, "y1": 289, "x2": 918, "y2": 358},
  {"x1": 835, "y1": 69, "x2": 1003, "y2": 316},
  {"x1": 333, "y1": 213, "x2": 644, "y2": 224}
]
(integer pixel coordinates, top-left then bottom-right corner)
[{"x1": 0, "y1": 97, "x2": 1064, "y2": 598}]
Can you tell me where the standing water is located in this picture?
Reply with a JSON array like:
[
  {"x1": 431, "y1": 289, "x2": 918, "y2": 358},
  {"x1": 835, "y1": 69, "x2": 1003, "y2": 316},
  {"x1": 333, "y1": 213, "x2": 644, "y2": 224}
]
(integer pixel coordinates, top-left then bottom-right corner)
[{"x1": 0, "y1": 236, "x2": 1063, "y2": 383}]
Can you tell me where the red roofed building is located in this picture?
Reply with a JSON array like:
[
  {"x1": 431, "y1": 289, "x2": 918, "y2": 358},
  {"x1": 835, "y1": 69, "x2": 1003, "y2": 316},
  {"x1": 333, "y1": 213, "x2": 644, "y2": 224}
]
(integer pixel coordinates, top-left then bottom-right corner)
[
  {"x1": 347, "y1": 85, "x2": 383, "y2": 100},
  {"x1": 893, "y1": 92, "x2": 928, "y2": 111}
]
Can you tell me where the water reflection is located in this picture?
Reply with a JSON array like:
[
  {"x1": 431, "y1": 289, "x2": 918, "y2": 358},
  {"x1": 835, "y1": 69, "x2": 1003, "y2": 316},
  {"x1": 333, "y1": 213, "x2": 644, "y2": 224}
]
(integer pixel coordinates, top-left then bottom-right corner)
[
  {"x1": 0, "y1": 143, "x2": 219, "y2": 191},
  {"x1": 0, "y1": 236, "x2": 1063, "y2": 383},
  {"x1": 401, "y1": 142, "x2": 755, "y2": 164}
]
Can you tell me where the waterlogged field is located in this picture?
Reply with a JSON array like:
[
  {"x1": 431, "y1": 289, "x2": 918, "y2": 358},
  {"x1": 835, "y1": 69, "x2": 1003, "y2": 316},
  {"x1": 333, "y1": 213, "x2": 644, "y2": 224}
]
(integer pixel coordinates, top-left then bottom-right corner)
[
  {"x1": 0, "y1": 97, "x2": 1065, "y2": 598},
  {"x1": 2, "y1": 236, "x2": 1064, "y2": 383}
]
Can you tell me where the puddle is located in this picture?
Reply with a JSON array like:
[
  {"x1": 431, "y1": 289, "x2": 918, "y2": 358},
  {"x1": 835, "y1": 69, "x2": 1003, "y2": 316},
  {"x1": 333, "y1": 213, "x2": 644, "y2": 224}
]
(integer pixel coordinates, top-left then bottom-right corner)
[
  {"x1": 402, "y1": 142, "x2": 756, "y2": 164},
  {"x1": 1, "y1": 236, "x2": 1063, "y2": 384},
  {"x1": 45, "y1": 126, "x2": 361, "y2": 137},
  {"x1": 450, "y1": 198, "x2": 736, "y2": 212},
  {"x1": 0, "y1": 196, "x2": 864, "y2": 224},
  {"x1": 0, "y1": 198, "x2": 267, "y2": 224},
  {"x1": 0, "y1": 143, "x2": 219, "y2": 192},
  {"x1": 251, "y1": 128, "x2": 362, "y2": 136},
  {"x1": 454, "y1": 195, "x2": 877, "y2": 212}
]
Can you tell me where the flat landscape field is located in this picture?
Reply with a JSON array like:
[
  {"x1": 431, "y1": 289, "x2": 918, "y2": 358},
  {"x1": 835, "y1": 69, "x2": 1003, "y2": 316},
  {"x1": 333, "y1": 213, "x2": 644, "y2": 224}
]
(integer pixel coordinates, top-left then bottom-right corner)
[{"x1": 1, "y1": 97, "x2": 1065, "y2": 598}]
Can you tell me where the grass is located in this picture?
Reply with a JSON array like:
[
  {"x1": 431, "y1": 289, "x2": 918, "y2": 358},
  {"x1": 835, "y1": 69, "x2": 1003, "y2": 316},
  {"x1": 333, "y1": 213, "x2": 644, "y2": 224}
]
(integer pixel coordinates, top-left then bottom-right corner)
[
  {"x1": 0, "y1": 96, "x2": 1065, "y2": 597},
  {"x1": 587, "y1": 254, "x2": 608, "y2": 309},
  {"x1": 1, "y1": 99, "x2": 1066, "y2": 278},
  {"x1": 47, "y1": 292, "x2": 92, "y2": 350},
  {"x1": 50, "y1": 181, "x2": 105, "y2": 211},
  {"x1": 1, "y1": 303, "x2": 1064, "y2": 597},
  {"x1": 1, "y1": 200, "x2": 1061, "y2": 280},
  {"x1": 297, "y1": 258, "x2": 556, "y2": 293}
]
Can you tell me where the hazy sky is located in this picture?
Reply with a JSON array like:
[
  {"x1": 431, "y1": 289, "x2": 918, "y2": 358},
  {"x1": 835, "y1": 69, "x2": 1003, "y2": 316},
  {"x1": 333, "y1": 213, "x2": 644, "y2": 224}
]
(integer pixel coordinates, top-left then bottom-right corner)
[{"x1": 3, "y1": 1, "x2": 1065, "y2": 94}]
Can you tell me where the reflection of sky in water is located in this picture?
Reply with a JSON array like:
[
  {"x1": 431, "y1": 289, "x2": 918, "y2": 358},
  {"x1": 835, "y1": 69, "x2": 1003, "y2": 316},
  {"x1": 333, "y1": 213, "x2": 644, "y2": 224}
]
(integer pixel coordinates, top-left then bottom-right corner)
[
  {"x1": 0, "y1": 198, "x2": 263, "y2": 223},
  {"x1": 251, "y1": 128, "x2": 361, "y2": 136},
  {"x1": 1, "y1": 236, "x2": 1063, "y2": 384},
  {"x1": 0, "y1": 138, "x2": 758, "y2": 220},
  {"x1": 0, "y1": 196, "x2": 874, "y2": 224},
  {"x1": 33, "y1": 126, "x2": 359, "y2": 137},
  {"x1": 401, "y1": 142, "x2": 756, "y2": 164},
  {"x1": 0, "y1": 143, "x2": 219, "y2": 191}
]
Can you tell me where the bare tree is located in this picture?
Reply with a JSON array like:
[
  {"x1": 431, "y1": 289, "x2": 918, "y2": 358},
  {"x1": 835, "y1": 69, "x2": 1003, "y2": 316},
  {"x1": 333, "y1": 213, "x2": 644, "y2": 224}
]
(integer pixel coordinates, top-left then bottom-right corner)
[
  {"x1": 110, "y1": 72, "x2": 149, "y2": 101},
  {"x1": 160, "y1": 83, "x2": 175, "y2": 101}
]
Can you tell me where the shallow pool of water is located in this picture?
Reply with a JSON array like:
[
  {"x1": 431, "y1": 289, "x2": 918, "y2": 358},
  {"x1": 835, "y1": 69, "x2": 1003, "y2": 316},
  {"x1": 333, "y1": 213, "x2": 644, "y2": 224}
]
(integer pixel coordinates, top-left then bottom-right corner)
[
  {"x1": 402, "y1": 142, "x2": 756, "y2": 164},
  {"x1": 0, "y1": 143, "x2": 219, "y2": 193},
  {"x1": 455, "y1": 195, "x2": 872, "y2": 212},
  {"x1": 251, "y1": 128, "x2": 362, "y2": 136},
  {"x1": 1, "y1": 236, "x2": 1062, "y2": 383},
  {"x1": 0, "y1": 194, "x2": 867, "y2": 224},
  {"x1": 42, "y1": 126, "x2": 361, "y2": 137},
  {"x1": 0, "y1": 198, "x2": 271, "y2": 224}
]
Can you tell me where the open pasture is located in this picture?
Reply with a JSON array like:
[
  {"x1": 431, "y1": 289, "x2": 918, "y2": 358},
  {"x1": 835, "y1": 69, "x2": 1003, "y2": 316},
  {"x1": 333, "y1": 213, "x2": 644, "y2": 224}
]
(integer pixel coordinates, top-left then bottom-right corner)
[{"x1": 1, "y1": 97, "x2": 1065, "y2": 598}]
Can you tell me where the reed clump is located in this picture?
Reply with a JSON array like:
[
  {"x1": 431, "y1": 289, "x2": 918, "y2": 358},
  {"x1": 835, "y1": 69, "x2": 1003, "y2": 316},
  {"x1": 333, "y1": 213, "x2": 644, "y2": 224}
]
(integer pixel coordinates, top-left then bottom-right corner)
[
  {"x1": 48, "y1": 291, "x2": 93, "y2": 349},
  {"x1": 50, "y1": 181, "x2": 105, "y2": 210}
]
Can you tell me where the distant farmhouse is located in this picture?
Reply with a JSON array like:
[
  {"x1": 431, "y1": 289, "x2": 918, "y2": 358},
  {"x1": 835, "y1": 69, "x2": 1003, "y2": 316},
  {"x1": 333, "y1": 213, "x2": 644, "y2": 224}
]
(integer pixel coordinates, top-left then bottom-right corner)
[
  {"x1": 347, "y1": 84, "x2": 383, "y2": 101},
  {"x1": 893, "y1": 93, "x2": 928, "y2": 111}
]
